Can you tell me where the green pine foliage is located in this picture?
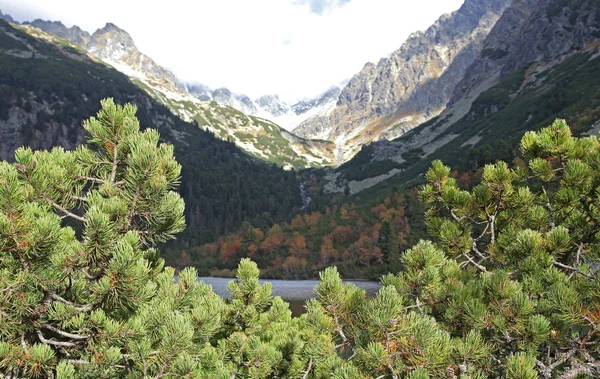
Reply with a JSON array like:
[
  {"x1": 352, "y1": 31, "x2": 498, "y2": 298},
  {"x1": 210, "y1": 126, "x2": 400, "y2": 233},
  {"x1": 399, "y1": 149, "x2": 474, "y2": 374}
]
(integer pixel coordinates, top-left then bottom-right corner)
[
  {"x1": 2, "y1": 103, "x2": 600, "y2": 378},
  {"x1": 0, "y1": 100, "x2": 326, "y2": 378}
]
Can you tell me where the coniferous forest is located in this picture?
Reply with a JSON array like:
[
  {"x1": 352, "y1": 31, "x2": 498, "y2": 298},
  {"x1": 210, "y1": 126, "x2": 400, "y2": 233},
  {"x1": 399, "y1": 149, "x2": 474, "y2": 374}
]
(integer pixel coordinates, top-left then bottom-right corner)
[{"x1": 1, "y1": 100, "x2": 600, "y2": 377}]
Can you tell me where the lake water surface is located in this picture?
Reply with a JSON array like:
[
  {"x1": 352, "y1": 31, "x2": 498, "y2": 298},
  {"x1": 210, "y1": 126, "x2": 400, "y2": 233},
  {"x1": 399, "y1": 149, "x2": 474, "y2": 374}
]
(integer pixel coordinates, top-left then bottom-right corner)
[{"x1": 197, "y1": 277, "x2": 382, "y2": 316}]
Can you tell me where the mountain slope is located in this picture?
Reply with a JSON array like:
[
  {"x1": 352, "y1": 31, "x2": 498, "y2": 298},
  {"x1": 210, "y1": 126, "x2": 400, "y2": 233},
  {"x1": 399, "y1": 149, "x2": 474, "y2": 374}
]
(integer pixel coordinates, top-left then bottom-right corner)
[
  {"x1": 0, "y1": 19, "x2": 302, "y2": 251},
  {"x1": 325, "y1": 0, "x2": 600, "y2": 197},
  {"x1": 25, "y1": 19, "x2": 334, "y2": 169},
  {"x1": 294, "y1": 0, "x2": 512, "y2": 164}
]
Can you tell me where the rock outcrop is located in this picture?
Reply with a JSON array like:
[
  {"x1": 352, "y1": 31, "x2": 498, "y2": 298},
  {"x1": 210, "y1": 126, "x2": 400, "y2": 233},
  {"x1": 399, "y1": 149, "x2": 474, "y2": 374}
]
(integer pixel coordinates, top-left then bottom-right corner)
[
  {"x1": 0, "y1": 10, "x2": 15, "y2": 23},
  {"x1": 294, "y1": 0, "x2": 513, "y2": 164},
  {"x1": 451, "y1": 0, "x2": 600, "y2": 102}
]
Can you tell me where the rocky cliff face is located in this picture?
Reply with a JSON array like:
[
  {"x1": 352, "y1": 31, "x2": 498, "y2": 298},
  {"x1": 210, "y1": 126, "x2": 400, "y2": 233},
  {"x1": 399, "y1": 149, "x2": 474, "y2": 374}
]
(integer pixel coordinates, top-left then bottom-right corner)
[
  {"x1": 184, "y1": 83, "x2": 341, "y2": 131},
  {"x1": 256, "y1": 94, "x2": 291, "y2": 117},
  {"x1": 292, "y1": 87, "x2": 341, "y2": 115},
  {"x1": 294, "y1": 0, "x2": 513, "y2": 164},
  {"x1": 325, "y1": 0, "x2": 600, "y2": 196},
  {"x1": 451, "y1": 0, "x2": 600, "y2": 103},
  {"x1": 86, "y1": 23, "x2": 185, "y2": 93},
  {"x1": 211, "y1": 87, "x2": 258, "y2": 115},
  {"x1": 23, "y1": 19, "x2": 185, "y2": 94},
  {"x1": 13, "y1": 17, "x2": 333, "y2": 168}
]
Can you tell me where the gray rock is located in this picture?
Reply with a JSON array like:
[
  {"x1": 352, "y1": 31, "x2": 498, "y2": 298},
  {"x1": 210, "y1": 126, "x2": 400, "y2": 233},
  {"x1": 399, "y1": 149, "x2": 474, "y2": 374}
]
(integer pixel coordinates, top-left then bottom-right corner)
[{"x1": 84, "y1": 23, "x2": 186, "y2": 93}]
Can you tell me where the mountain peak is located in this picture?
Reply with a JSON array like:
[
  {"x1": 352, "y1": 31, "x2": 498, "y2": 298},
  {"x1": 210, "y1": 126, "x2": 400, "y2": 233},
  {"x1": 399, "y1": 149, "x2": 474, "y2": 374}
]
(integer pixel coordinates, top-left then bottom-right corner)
[
  {"x1": 87, "y1": 22, "x2": 137, "y2": 60},
  {"x1": 100, "y1": 22, "x2": 127, "y2": 34},
  {"x1": 0, "y1": 10, "x2": 14, "y2": 23},
  {"x1": 91, "y1": 22, "x2": 135, "y2": 43}
]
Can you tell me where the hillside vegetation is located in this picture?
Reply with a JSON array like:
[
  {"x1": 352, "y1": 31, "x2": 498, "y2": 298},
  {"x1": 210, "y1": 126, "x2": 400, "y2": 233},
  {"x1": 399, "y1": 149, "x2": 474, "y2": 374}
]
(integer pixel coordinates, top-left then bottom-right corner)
[{"x1": 0, "y1": 20, "x2": 302, "y2": 250}]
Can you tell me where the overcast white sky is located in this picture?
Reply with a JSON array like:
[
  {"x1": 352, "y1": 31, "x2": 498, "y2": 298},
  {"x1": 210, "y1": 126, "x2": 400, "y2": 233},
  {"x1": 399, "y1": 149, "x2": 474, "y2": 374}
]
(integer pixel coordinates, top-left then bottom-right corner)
[{"x1": 2, "y1": 0, "x2": 464, "y2": 101}]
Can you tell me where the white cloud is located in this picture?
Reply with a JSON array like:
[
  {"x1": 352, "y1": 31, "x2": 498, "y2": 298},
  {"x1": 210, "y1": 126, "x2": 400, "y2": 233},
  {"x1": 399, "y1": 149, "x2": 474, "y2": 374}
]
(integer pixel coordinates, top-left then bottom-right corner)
[{"x1": 1, "y1": 0, "x2": 464, "y2": 101}]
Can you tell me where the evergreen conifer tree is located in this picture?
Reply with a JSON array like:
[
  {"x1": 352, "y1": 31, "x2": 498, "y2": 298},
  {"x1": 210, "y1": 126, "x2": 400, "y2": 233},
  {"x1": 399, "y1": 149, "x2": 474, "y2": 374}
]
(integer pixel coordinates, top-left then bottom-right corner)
[
  {"x1": 0, "y1": 100, "x2": 321, "y2": 378},
  {"x1": 378, "y1": 221, "x2": 400, "y2": 266}
]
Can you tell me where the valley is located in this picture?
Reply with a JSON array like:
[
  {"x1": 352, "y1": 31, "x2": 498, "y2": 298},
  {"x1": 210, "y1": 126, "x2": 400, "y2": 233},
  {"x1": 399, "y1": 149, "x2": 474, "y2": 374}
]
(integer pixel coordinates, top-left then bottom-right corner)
[
  {"x1": 3, "y1": 0, "x2": 600, "y2": 279},
  {"x1": 3, "y1": 0, "x2": 600, "y2": 377}
]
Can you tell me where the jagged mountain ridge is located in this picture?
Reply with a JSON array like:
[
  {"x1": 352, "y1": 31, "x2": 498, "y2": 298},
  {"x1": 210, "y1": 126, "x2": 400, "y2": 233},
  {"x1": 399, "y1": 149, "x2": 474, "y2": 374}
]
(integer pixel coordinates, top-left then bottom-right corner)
[
  {"x1": 451, "y1": 0, "x2": 600, "y2": 103},
  {"x1": 186, "y1": 82, "x2": 342, "y2": 131},
  {"x1": 18, "y1": 17, "x2": 334, "y2": 169},
  {"x1": 24, "y1": 19, "x2": 90, "y2": 47},
  {"x1": 325, "y1": 0, "x2": 600, "y2": 196},
  {"x1": 294, "y1": 0, "x2": 513, "y2": 164},
  {"x1": 86, "y1": 22, "x2": 186, "y2": 94}
]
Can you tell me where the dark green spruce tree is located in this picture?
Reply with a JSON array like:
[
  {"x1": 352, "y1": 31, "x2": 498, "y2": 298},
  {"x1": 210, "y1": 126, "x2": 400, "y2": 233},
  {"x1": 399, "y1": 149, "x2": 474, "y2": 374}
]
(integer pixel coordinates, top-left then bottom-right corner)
[{"x1": 378, "y1": 220, "x2": 400, "y2": 267}]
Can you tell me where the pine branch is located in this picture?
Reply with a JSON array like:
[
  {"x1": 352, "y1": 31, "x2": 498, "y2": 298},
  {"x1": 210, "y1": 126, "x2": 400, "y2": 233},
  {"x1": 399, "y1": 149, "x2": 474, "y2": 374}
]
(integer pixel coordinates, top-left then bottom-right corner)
[
  {"x1": 127, "y1": 185, "x2": 141, "y2": 228},
  {"x1": 0, "y1": 283, "x2": 17, "y2": 294},
  {"x1": 450, "y1": 210, "x2": 464, "y2": 222},
  {"x1": 81, "y1": 268, "x2": 103, "y2": 280},
  {"x1": 490, "y1": 214, "x2": 496, "y2": 246},
  {"x1": 415, "y1": 297, "x2": 424, "y2": 315},
  {"x1": 21, "y1": 333, "x2": 28, "y2": 354},
  {"x1": 474, "y1": 222, "x2": 490, "y2": 244},
  {"x1": 541, "y1": 185, "x2": 556, "y2": 230},
  {"x1": 553, "y1": 261, "x2": 593, "y2": 279},
  {"x1": 50, "y1": 293, "x2": 94, "y2": 312},
  {"x1": 42, "y1": 323, "x2": 90, "y2": 340},
  {"x1": 301, "y1": 359, "x2": 312, "y2": 379},
  {"x1": 154, "y1": 353, "x2": 174, "y2": 379},
  {"x1": 69, "y1": 194, "x2": 87, "y2": 202},
  {"x1": 575, "y1": 243, "x2": 585, "y2": 266},
  {"x1": 536, "y1": 349, "x2": 576, "y2": 379},
  {"x1": 76, "y1": 175, "x2": 105, "y2": 184},
  {"x1": 582, "y1": 315, "x2": 600, "y2": 333},
  {"x1": 43, "y1": 196, "x2": 86, "y2": 223},
  {"x1": 471, "y1": 240, "x2": 487, "y2": 260},
  {"x1": 109, "y1": 143, "x2": 118, "y2": 185},
  {"x1": 36, "y1": 329, "x2": 77, "y2": 347},
  {"x1": 463, "y1": 253, "x2": 487, "y2": 272},
  {"x1": 61, "y1": 359, "x2": 89, "y2": 365},
  {"x1": 332, "y1": 312, "x2": 348, "y2": 344}
]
